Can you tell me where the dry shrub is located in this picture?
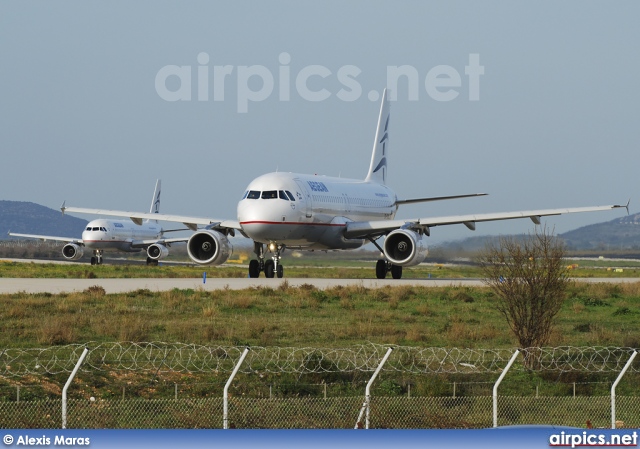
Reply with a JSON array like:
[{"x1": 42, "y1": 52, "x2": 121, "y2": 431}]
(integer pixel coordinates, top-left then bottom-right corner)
[
  {"x1": 278, "y1": 280, "x2": 290, "y2": 292},
  {"x1": 202, "y1": 305, "x2": 218, "y2": 318},
  {"x1": 83, "y1": 285, "x2": 106, "y2": 297},
  {"x1": 546, "y1": 327, "x2": 566, "y2": 346},
  {"x1": 225, "y1": 295, "x2": 253, "y2": 309},
  {"x1": 255, "y1": 286, "x2": 277, "y2": 297},
  {"x1": 619, "y1": 282, "x2": 640, "y2": 296},
  {"x1": 370, "y1": 289, "x2": 389, "y2": 302},
  {"x1": 339, "y1": 298, "x2": 354, "y2": 310},
  {"x1": 571, "y1": 301, "x2": 585, "y2": 314},
  {"x1": 160, "y1": 289, "x2": 188, "y2": 311},
  {"x1": 405, "y1": 325, "x2": 427, "y2": 342},
  {"x1": 202, "y1": 325, "x2": 225, "y2": 342},
  {"x1": 38, "y1": 316, "x2": 77, "y2": 345},
  {"x1": 338, "y1": 283, "x2": 369, "y2": 300},
  {"x1": 117, "y1": 316, "x2": 150, "y2": 341},
  {"x1": 587, "y1": 324, "x2": 618, "y2": 345},
  {"x1": 622, "y1": 333, "x2": 640, "y2": 348},
  {"x1": 584, "y1": 283, "x2": 622, "y2": 301},
  {"x1": 5, "y1": 305, "x2": 27, "y2": 319},
  {"x1": 326, "y1": 285, "x2": 349, "y2": 301},
  {"x1": 415, "y1": 304, "x2": 434, "y2": 317},
  {"x1": 445, "y1": 321, "x2": 499, "y2": 344},
  {"x1": 394, "y1": 285, "x2": 415, "y2": 302}
]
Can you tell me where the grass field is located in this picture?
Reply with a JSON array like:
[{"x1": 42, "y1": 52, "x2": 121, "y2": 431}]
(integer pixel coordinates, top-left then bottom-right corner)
[{"x1": 1, "y1": 259, "x2": 639, "y2": 403}]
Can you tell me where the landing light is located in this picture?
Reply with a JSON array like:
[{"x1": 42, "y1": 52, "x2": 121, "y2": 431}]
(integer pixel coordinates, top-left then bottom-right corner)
[{"x1": 268, "y1": 242, "x2": 277, "y2": 252}]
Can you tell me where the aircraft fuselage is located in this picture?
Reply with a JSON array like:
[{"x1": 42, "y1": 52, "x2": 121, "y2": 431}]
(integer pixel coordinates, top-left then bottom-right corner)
[
  {"x1": 237, "y1": 172, "x2": 397, "y2": 250},
  {"x1": 81, "y1": 218, "x2": 162, "y2": 252}
]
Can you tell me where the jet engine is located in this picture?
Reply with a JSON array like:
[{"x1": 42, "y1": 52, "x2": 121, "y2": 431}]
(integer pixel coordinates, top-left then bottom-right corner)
[
  {"x1": 187, "y1": 230, "x2": 232, "y2": 265},
  {"x1": 383, "y1": 229, "x2": 428, "y2": 266},
  {"x1": 147, "y1": 243, "x2": 169, "y2": 261},
  {"x1": 62, "y1": 243, "x2": 84, "y2": 261}
]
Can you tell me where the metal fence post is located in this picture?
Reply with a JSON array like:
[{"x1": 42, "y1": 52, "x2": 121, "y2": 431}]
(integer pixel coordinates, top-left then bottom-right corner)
[
  {"x1": 62, "y1": 347, "x2": 89, "y2": 429},
  {"x1": 611, "y1": 350, "x2": 637, "y2": 429},
  {"x1": 354, "y1": 347, "x2": 393, "y2": 429},
  {"x1": 223, "y1": 347, "x2": 250, "y2": 429},
  {"x1": 492, "y1": 349, "x2": 519, "y2": 428}
]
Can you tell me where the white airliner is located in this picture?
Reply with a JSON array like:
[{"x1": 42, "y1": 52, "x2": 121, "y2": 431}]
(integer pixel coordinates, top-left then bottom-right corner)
[
  {"x1": 10, "y1": 180, "x2": 186, "y2": 265},
  {"x1": 62, "y1": 89, "x2": 627, "y2": 278}
]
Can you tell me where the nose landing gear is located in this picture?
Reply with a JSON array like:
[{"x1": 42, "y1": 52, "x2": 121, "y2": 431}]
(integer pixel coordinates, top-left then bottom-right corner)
[
  {"x1": 90, "y1": 250, "x2": 104, "y2": 265},
  {"x1": 248, "y1": 242, "x2": 285, "y2": 278}
]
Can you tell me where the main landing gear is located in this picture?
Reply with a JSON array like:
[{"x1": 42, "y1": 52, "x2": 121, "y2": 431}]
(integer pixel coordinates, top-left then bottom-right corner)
[
  {"x1": 146, "y1": 257, "x2": 159, "y2": 266},
  {"x1": 376, "y1": 259, "x2": 403, "y2": 279},
  {"x1": 249, "y1": 242, "x2": 285, "y2": 278},
  {"x1": 367, "y1": 237, "x2": 403, "y2": 280},
  {"x1": 90, "y1": 250, "x2": 104, "y2": 266}
]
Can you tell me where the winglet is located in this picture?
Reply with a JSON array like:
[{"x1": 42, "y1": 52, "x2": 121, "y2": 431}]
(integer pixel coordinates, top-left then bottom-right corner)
[
  {"x1": 613, "y1": 199, "x2": 631, "y2": 215},
  {"x1": 60, "y1": 201, "x2": 66, "y2": 216}
]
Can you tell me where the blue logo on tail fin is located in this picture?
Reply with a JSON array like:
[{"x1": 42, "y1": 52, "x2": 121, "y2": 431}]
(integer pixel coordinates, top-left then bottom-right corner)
[{"x1": 372, "y1": 157, "x2": 387, "y2": 173}]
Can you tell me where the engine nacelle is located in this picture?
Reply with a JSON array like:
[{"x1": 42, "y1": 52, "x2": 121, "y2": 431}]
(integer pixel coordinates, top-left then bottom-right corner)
[
  {"x1": 147, "y1": 243, "x2": 169, "y2": 261},
  {"x1": 62, "y1": 243, "x2": 84, "y2": 261},
  {"x1": 187, "y1": 230, "x2": 232, "y2": 265},
  {"x1": 383, "y1": 229, "x2": 428, "y2": 267}
]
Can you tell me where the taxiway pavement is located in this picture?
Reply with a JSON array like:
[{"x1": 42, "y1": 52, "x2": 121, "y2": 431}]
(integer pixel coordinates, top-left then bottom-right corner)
[{"x1": 0, "y1": 277, "x2": 637, "y2": 294}]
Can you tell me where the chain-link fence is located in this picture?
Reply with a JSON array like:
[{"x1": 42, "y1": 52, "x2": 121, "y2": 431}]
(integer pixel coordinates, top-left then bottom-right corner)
[
  {"x1": 1, "y1": 396, "x2": 639, "y2": 429},
  {"x1": 1, "y1": 343, "x2": 639, "y2": 429}
]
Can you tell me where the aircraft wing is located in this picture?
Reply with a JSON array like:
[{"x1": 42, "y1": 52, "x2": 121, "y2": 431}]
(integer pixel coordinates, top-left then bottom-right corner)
[
  {"x1": 62, "y1": 205, "x2": 241, "y2": 232},
  {"x1": 343, "y1": 203, "x2": 628, "y2": 239},
  {"x1": 8, "y1": 232, "x2": 82, "y2": 244},
  {"x1": 395, "y1": 193, "x2": 488, "y2": 205}
]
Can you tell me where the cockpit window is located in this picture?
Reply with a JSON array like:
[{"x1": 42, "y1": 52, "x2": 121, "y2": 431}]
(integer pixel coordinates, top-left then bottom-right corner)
[
  {"x1": 261, "y1": 190, "x2": 278, "y2": 199},
  {"x1": 279, "y1": 190, "x2": 289, "y2": 200},
  {"x1": 92, "y1": 227, "x2": 99, "y2": 231},
  {"x1": 85, "y1": 227, "x2": 91, "y2": 231},
  {"x1": 285, "y1": 190, "x2": 295, "y2": 201},
  {"x1": 100, "y1": 227, "x2": 107, "y2": 232},
  {"x1": 241, "y1": 191, "x2": 249, "y2": 200},
  {"x1": 247, "y1": 190, "x2": 260, "y2": 199}
]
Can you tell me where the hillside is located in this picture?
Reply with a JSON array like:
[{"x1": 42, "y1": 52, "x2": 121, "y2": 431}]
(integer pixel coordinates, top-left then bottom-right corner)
[
  {"x1": 0, "y1": 200, "x2": 87, "y2": 239},
  {"x1": 435, "y1": 213, "x2": 640, "y2": 254},
  {"x1": 560, "y1": 212, "x2": 640, "y2": 250}
]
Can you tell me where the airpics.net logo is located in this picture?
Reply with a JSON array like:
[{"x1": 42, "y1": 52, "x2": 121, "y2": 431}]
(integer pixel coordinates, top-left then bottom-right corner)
[{"x1": 154, "y1": 52, "x2": 484, "y2": 113}]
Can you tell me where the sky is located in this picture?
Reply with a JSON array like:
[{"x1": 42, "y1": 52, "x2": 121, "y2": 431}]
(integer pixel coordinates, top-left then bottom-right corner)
[{"x1": 1, "y1": 1, "x2": 638, "y2": 245}]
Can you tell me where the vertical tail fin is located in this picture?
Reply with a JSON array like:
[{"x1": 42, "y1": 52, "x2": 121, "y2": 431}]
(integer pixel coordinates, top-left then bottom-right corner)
[
  {"x1": 147, "y1": 179, "x2": 161, "y2": 223},
  {"x1": 364, "y1": 88, "x2": 390, "y2": 185}
]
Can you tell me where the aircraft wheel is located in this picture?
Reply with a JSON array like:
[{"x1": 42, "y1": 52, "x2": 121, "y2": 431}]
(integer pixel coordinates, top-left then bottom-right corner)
[
  {"x1": 249, "y1": 260, "x2": 260, "y2": 278},
  {"x1": 264, "y1": 260, "x2": 275, "y2": 278},
  {"x1": 276, "y1": 264, "x2": 284, "y2": 278},
  {"x1": 90, "y1": 257, "x2": 97, "y2": 265},
  {"x1": 391, "y1": 264, "x2": 403, "y2": 279},
  {"x1": 375, "y1": 259, "x2": 387, "y2": 279}
]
